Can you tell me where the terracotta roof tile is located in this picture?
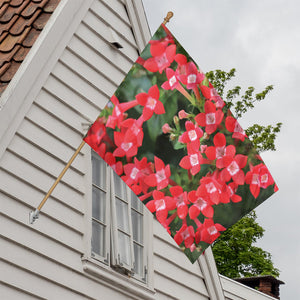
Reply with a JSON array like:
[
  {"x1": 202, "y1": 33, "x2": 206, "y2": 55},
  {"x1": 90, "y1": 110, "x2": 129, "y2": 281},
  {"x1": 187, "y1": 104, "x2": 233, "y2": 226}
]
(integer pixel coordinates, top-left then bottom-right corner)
[
  {"x1": 0, "y1": 0, "x2": 61, "y2": 95},
  {"x1": 33, "y1": 10, "x2": 49, "y2": 29},
  {"x1": 0, "y1": 26, "x2": 30, "y2": 51},
  {"x1": 0, "y1": 60, "x2": 10, "y2": 76},
  {"x1": 0, "y1": 59, "x2": 20, "y2": 81},
  {"x1": 21, "y1": 0, "x2": 47, "y2": 18},
  {"x1": 10, "y1": 9, "x2": 40, "y2": 34},
  {"x1": 0, "y1": 3, "x2": 9, "y2": 18},
  {"x1": 0, "y1": 13, "x2": 17, "y2": 35},
  {"x1": 10, "y1": 0, "x2": 24, "y2": 6},
  {"x1": 13, "y1": 43, "x2": 29, "y2": 61},
  {"x1": 0, "y1": 43, "x2": 20, "y2": 66},
  {"x1": 0, "y1": 0, "x2": 29, "y2": 22}
]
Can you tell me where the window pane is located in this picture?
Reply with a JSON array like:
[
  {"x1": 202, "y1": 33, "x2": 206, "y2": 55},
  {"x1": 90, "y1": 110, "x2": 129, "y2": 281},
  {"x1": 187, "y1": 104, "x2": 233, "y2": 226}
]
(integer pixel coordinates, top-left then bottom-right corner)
[
  {"x1": 131, "y1": 210, "x2": 143, "y2": 244},
  {"x1": 133, "y1": 243, "x2": 143, "y2": 277},
  {"x1": 118, "y1": 232, "x2": 131, "y2": 266},
  {"x1": 92, "y1": 154, "x2": 106, "y2": 188},
  {"x1": 92, "y1": 186, "x2": 106, "y2": 222},
  {"x1": 116, "y1": 199, "x2": 129, "y2": 232},
  {"x1": 92, "y1": 220, "x2": 105, "y2": 257},
  {"x1": 113, "y1": 172, "x2": 127, "y2": 200},
  {"x1": 131, "y1": 190, "x2": 143, "y2": 212}
]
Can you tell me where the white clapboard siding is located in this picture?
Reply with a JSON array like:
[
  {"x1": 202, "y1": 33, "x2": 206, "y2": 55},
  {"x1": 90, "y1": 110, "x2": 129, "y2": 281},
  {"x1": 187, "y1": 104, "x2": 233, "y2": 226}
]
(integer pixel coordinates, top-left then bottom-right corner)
[{"x1": 153, "y1": 221, "x2": 210, "y2": 299}]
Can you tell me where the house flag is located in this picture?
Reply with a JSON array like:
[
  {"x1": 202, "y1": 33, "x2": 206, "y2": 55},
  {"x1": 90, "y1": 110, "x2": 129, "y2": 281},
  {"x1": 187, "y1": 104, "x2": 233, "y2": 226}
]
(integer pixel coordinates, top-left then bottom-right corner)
[{"x1": 84, "y1": 24, "x2": 278, "y2": 263}]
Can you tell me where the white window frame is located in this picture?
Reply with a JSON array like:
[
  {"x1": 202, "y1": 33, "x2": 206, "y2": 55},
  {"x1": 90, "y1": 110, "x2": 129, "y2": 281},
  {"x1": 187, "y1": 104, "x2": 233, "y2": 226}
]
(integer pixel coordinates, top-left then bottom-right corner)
[{"x1": 83, "y1": 150, "x2": 154, "y2": 293}]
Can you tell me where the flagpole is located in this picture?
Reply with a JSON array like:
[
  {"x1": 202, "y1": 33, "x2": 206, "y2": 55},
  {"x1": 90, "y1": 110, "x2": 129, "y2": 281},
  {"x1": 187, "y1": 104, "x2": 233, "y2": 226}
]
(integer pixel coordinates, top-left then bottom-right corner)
[
  {"x1": 29, "y1": 140, "x2": 86, "y2": 224},
  {"x1": 163, "y1": 11, "x2": 174, "y2": 25}
]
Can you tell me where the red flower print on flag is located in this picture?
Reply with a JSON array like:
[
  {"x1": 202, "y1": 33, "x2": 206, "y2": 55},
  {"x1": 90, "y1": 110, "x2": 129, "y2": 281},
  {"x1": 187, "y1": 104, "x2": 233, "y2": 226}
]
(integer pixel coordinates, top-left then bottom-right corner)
[
  {"x1": 225, "y1": 116, "x2": 247, "y2": 141},
  {"x1": 200, "y1": 83, "x2": 225, "y2": 109},
  {"x1": 196, "y1": 219, "x2": 226, "y2": 244},
  {"x1": 169, "y1": 186, "x2": 189, "y2": 219},
  {"x1": 205, "y1": 132, "x2": 236, "y2": 169},
  {"x1": 174, "y1": 224, "x2": 195, "y2": 249},
  {"x1": 145, "y1": 156, "x2": 171, "y2": 190},
  {"x1": 136, "y1": 85, "x2": 165, "y2": 121},
  {"x1": 220, "y1": 154, "x2": 248, "y2": 185},
  {"x1": 196, "y1": 175, "x2": 223, "y2": 205},
  {"x1": 245, "y1": 163, "x2": 275, "y2": 198},
  {"x1": 146, "y1": 190, "x2": 177, "y2": 224},
  {"x1": 188, "y1": 190, "x2": 214, "y2": 219},
  {"x1": 178, "y1": 61, "x2": 205, "y2": 90},
  {"x1": 179, "y1": 121, "x2": 203, "y2": 151},
  {"x1": 180, "y1": 144, "x2": 209, "y2": 176},
  {"x1": 143, "y1": 42, "x2": 176, "y2": 73},
  {"x1": 195, "y1": 101, "x2": 224, "y2": 134},
  {"x1": 121, "y1": 118, "x2": 144, "y2": 147},
  {"x1": 112, "y1": 131, "x2": 138, "y2": 159},
  {"x1": 84, "y1": 117, "x2": 106, "y2": 150},
  {"x1": 106, "y1": 95, "x2": 138, "y2": 129},
  {"x1": 161, "y1": 68, "x2": 180, "y2": 91}
]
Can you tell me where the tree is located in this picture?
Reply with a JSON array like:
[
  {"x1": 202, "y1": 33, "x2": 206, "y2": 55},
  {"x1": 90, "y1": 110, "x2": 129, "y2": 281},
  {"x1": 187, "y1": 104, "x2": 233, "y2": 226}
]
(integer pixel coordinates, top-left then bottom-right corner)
[{"x1": 206, "y1": 69, "x2": 281, "y2": 278}]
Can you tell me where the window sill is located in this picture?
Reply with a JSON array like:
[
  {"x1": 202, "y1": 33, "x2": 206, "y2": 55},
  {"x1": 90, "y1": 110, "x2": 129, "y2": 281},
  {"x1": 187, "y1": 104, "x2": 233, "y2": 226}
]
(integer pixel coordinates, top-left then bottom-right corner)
[{"x1": 82, "y1": 258, "x2": 156, "y2": 300}]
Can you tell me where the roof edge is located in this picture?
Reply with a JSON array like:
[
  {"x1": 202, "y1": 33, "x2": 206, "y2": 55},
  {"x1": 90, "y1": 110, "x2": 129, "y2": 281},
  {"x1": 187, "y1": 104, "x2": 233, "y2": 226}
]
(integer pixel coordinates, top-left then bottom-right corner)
[{"x1": 0, "y1": 0, "x2": 94, "y2": 160}]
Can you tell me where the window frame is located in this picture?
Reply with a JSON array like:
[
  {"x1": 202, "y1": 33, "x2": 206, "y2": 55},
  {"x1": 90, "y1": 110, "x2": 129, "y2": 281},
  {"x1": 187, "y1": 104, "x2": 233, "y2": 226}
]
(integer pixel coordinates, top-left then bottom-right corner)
[{"x1": 84, "y1": 150, "x2": 154, "y2": 289}]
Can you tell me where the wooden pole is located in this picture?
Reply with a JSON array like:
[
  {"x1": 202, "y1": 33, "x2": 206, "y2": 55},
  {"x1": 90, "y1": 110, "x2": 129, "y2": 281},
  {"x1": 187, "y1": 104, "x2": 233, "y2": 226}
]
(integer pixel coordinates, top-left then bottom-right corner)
[
  {"x1": 163, "y1": 11, "x2": 174, "y2": 25},
  {"x1": 29, "y1": 140, "x2": 86, "y2": 224}
]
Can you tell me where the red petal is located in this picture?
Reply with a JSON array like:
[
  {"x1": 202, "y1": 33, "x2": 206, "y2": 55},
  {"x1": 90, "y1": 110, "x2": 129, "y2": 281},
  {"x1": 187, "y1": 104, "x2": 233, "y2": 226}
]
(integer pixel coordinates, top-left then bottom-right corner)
[
  {"x1": 225, "y1": 116, "x2": 236, "y2": 132},
  {"x1": 146, "y1": 200, "x2": 156, "y2": 212},
  {"x1": 136, "y1": 93, "x2": 148, "y2": 106},
  {"x1": 202, "y1": 205, "x2": 214, "y2": 218},
  {"x1": 165, "y1": 44, "x2": 176, "y2": 63},
  {"x1": 144, "y1": 58, "x2": 159, "y2": 72},
  {"x1": 161, "y1": 81, "x2": 171, "y2": 90},
  {"x1": 206, "y1": 124, "x2": 217, "y2": 134},
  {"x1": 148, "y1": 84, "x2": 160, "y2": 99},
  {"x1": 231, "y1": 194, "x2": 242, "y2": 203},
  {"x1": 235, "y1": 154, "x2": 248, "y2": 168},
  {"x1": 179, "y1": 156, "x2": 191, "y2": 169},
  {"x1": 169, "y1": 186, "x2": 182, "y2": 196},
  {"x1": 144, "y1": 174, "x2": 157, "y2": 187},
  {"x1": 214, "y1": 133, "x2": 226, "y2": 147},
  {"x1": 189, "y1": 205, "x2": 200, "y2": 219},
  {"x1": 195, "y1": 113, "x2": 206, "y2": 127},
  {"x1": 191, "y1": 164, "x2": 201, "y2": 175},
  {"x1": 177, "y1": 205, "x2": 188, "y2": 219},
  {"x1": 205, "y1": 146, "x2": 216, "y2": 160},
  {"x1": 142, "y1": 107, "x2": 154, "y2": 121},
  {"x1": 250, "y1": 183, "x2": 260, "y2": 198},
  {"x1": 205, "y1": 101, "x2": 216, "y2": 113},
  {"x1": 215, "y1": 110, "x2": 224, "y2": 124},
  {"x1": 233, "y1": 170, "x2": 245, "y2": 185},
  {"x1": 225, "y1": 145, "x2": 236, "y2": 157},
  {"x1": 150, "y1": 43, "x2": 165, "y2": 57},
  {"x1": 175, "y1": 53, "x2": 187, "y2": 65},
  {"x1": 154, "y1": 100, "x2": 165, "y2": 115}
]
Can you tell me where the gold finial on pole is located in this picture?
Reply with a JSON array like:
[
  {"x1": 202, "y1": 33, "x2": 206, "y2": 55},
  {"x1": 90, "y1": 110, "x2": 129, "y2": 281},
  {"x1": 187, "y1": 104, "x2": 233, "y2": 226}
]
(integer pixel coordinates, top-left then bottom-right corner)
[{"x1": 163, "y1": 11, "x2": 174, "y2": 25}]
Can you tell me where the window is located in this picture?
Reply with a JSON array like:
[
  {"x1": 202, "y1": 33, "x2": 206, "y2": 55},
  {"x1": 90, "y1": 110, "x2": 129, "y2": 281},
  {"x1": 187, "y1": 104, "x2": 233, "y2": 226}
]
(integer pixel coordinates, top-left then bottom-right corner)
[{"x1": 91, "y1": 151, "x2": 148, "y2": 282}]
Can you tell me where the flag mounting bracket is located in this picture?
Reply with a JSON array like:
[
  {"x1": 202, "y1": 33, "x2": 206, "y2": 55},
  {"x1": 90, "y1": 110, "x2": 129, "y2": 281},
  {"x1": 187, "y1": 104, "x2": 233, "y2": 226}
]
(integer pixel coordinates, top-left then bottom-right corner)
[{"x1": 29, "y1": 140, "x2": 86, "y2": 224}]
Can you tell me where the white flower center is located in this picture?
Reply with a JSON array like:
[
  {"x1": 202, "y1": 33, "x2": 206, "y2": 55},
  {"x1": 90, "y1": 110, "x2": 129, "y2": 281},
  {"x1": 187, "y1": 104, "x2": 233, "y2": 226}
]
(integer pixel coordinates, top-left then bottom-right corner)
[
  {"x1": 130, "y1": 167, "x2": 139, "y2": 180},
  {"x1": 261, "y1": 173, "x2": 268, "y2": 183},
  {"x1": 175, "y1": 194, "x2": 185, "y2": 207},
  {"x1": 181, "y1": 228, "x2": 191, "y2": 239},
  {"x1": 169, "y1": 75, "x2": 177, "y2": 87},
  {"x1": 156, "y1": 169, "x2": 166, "y2": 183},
  {"x1": 206, "y1": 113, "x2": 216, "y2": 125},
  {"x1": 155, "y1": 199, "x2": 166, "y2": 211},
  {"x1": 207, "y1": 226, "x2": 218, "y2": 235},
  {"x1": 155, "y1": 53, "x2": 168, "y2": 66},
  {"x1": 206, "y1": 182, "x2": 217, "y2": 194},
  {"x1": 115, "y1": 105, "x2": 121, "y2": 116},
  {"x1": 190, "y1": 154, "x2": 199, "y2": 166},
  {"x1": 216, "y1": 146, "x2": 225, "y2": 159},
  {"x1": 234, "y1": 121, "x2": 245, "y2": 134},
  {"x1": 187, "y1": 74, "x2": 197, "y2": 84},
  {"x1": 121, "y1": 142, "x2": 132, "y2": 152},
  {"x1": 146, "y1": 97, "x2": 157, "y2": 110},
  {"x1": 195, "y1": 197, "x2": 207, "y2": 210},
  {"x1": 188, "y1": 129, "x2": 198, "y2": 141},
  {"x1": 227, "y1": 161, "x2": 239, "y2": 176},
  {"x1": 252, "y1": 174, "x2": 260, "y2": 185},
  {"x1": 131, "y1": 123, "x2": 140, "y2": 136}
]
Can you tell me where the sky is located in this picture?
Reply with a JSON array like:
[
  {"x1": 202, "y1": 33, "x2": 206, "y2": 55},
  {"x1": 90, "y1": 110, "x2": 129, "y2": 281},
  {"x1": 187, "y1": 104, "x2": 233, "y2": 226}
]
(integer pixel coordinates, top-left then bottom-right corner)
[{"x1": 142, "y1": 1, "x2": 300, "y2": 299}]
